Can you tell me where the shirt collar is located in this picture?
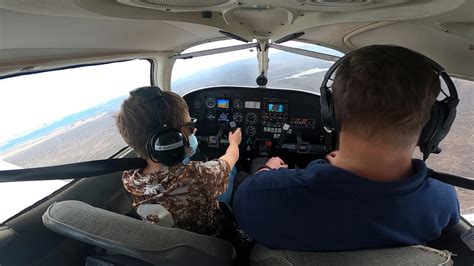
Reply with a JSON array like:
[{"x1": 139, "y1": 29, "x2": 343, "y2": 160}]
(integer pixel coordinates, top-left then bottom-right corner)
[{"x1": 307, "y1": 159, "x2": 428, "y2": 196}]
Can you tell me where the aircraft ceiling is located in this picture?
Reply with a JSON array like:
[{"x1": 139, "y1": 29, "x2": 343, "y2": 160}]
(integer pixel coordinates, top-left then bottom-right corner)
[{"x1": 0, "y1": 0, "x2": 473, "y2": 79}]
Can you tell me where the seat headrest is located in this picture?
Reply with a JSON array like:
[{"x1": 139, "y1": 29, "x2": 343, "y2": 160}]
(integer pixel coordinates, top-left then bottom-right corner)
[
  {"x1": 250, "y1": 243, "x2": 452, "y2": 266},
  {"x1": 42, "y1": 200, "x2": 235, "y2": 266}
]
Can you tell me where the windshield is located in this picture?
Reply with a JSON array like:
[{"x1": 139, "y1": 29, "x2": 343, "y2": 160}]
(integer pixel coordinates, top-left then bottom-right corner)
[
  {"x1": 267, "y1": 43, "x2": 343, "y2": 92},
  {"x1": 171, "y1": 40, "x2": 343, "y2": 95}
]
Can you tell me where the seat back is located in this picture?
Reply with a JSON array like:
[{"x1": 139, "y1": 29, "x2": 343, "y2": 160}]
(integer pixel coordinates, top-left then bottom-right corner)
[
  {"x1": 42, "y1": 200, "x2": 235, "y2": 266},
  {"x1": 250, "y1": 244, "x2": 452, "y2": 266}
]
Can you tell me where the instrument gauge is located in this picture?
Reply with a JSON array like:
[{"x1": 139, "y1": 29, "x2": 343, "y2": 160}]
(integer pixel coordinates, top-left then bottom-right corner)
[
  {"x1": 245, "y1": 126, "x2": 257, "y2": 136},
  {"x1": 205, "y1": 98, "x2": 216, "y2": 108},
  {"x1": 245, "y1": 112, "x2": 258, "y2": 125},
  {"x1": 233, "y1": 99, "x2": 243, "y2": 109},
  {"x1": 218, "y1": 112, "x2": 228, "y2": 122},
  {"x1": 232, "y1": 112, "x2": 244, "y2": 123},
  {"x1": 193, "y1": 100, "x2": 202, "y2": 109},
  {"x1": 206, "y1": 111, "x2": 216, "y2": 121}
]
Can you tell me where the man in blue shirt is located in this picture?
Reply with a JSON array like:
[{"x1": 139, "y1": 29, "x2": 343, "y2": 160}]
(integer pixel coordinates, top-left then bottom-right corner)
[{"x1": 232, "y1": 45, "x2": 460, "y2": 251}]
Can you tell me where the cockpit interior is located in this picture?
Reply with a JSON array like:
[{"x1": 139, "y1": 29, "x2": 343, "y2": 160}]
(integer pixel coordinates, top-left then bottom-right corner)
[{"x1": 0, "y1": 0, "x2": 473, "y2": 265}]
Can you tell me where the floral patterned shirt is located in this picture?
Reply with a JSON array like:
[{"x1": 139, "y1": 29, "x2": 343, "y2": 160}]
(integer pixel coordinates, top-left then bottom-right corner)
[{"x1": 122, "y1": 159, "x2": 230, "y2": 236}]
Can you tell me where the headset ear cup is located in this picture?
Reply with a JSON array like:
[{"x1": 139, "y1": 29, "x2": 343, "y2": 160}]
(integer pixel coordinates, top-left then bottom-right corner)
[
  {"x1": 146, "y1": 128, "x2": 161, "y2": 162},
  {"x1": 330, "y1": 97, "x2": 337, "y2": 131},
  {"x1": 320, "y1": 85, "x2": 336, "y2": 131},
  {"x1": 419, "y1": 101, "x2": 450, "y2": 158},
  {"x1": 419, "y1": 102, "x2": 438, "y2": 147},
  {"x1": 149, "y1": 127, "x2": 187, "y2": 166}
]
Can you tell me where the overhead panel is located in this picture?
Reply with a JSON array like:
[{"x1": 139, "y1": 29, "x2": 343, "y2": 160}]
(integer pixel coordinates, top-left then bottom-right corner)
[
  {"x1": 230, "y1": 7, "x2": 289, "y2": 37},
  {"x1": 140, "y1": 0, "x2": 228, "y2": 6},
  {"x1": 294, "y1": 0, "x2": 408, "y2": 11},
  {"x1": 117, "y1": 0, "x2": 234, "y2": 12}
]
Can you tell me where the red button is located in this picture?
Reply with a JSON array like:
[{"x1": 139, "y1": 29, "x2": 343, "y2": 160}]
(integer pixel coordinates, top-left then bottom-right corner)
[{"x1": 265, "y1": 140, "x2": 272, "y2": 147}]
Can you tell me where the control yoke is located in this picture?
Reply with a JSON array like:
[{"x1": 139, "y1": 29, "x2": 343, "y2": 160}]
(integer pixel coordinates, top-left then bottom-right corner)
[
  {"x1": 276, "y1": 123, "x2": 291, "y2": 150},
  {"x1": 202, "y1": 121, "x2": 237, "y2": 148},
  {"x1": 295, "y1": 128, "x2": 310, "y2": 154}
]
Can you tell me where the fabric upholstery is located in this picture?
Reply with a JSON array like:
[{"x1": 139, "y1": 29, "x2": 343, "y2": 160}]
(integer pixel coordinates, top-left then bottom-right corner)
[
  {"x1": 250, "y1": 244, "x2": 452, "y2": 266},
  {"x1": 42, "y1": 200, "x2": 235, "y2": 266}
]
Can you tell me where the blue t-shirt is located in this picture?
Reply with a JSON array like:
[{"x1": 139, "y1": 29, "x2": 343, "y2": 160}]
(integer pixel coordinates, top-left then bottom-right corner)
[{"x1": 233, "y1": 159, "x2": 460, "y2": 251}]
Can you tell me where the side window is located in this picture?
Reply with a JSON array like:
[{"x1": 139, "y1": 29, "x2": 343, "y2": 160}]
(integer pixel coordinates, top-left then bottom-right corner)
[
  {"x1": 418, "y1": 78, "x2": 474, "y2": 221},
  {"x1": 0, "y1": 59, "x2": 151, "y2": 222},
  {"x1": 0, "y1": 59, "x2": 151, "y2": 168}
]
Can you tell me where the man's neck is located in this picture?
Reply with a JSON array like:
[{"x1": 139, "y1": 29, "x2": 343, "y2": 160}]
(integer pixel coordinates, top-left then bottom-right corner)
[{"x1": 332, "y1": 131, "x2": 416, "y2": 182}]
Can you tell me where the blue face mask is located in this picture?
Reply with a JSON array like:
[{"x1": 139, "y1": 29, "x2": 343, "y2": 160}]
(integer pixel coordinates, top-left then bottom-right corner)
[{"x1": 183, "y1": 134, "x2": 198, "y2": 164}]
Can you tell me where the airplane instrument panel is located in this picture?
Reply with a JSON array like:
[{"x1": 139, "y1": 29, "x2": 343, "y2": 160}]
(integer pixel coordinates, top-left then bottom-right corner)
[{"x1": 183, "y1": 87, "x2": 334, "y2": 164}]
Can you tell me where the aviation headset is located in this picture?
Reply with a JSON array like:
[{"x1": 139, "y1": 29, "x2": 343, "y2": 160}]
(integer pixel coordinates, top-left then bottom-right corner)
[
  {"x1": 320, "y1": 45, "x2": 459, "y2": 160},
  {"x1": 129, "y1": 86, "x2": 189, "y2": 166}
]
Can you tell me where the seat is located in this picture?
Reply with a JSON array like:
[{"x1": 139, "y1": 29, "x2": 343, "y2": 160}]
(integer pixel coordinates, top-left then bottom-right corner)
[
  {"x1": 250, "y1": 243, "x2": 453, "y2": 266},
  {"x1": 42, "y1": 200, "x2": 236, "y2": 266}
]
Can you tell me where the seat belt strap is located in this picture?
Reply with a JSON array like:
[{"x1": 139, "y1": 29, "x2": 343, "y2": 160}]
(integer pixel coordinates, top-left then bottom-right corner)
[{"x1": 0, "y1": 158, "x2": 146, "y2": 182}]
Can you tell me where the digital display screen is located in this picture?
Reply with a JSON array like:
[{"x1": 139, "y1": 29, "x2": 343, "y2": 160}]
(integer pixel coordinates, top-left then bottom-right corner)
[
  {"x1": 217, "y1": 98, "x2": 230, "y2": 109},
  {"x1": 245, "y1": 101, "x2": 261, "y2": 109},
  {"x1": 268, "y1": 103, "x2": 285, "y2": 113}
]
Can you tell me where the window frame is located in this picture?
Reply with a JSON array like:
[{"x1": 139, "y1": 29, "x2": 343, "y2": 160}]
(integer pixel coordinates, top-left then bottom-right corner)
[{"x1": 0, "y1": 58, "x2": 155, "y2": 84}]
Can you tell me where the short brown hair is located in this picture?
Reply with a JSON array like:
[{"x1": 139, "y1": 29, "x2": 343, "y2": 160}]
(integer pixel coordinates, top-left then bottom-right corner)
[
  {"x1": 332, "y1": 45, "x2": 440, "y2": 146},
  {"x1": 116, "y1": 90, "x2": 189, "y2": 159}
]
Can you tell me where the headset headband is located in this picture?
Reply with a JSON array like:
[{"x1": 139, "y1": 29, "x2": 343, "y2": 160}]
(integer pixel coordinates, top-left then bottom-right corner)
[{"x1": 130, "y1": 86, "x2": 169, "y2": 128}]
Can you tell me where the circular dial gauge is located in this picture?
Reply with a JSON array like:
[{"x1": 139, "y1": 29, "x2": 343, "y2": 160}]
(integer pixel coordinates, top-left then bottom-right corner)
[
  {"x1": 218, "y1": 112, "x2": 228, "y2": 122},
  {"x1": 232, "y1": 112, "x2": 244, "y2": 123},
  {"x1": 205, "y1": 98, "x2": 216, "y2": 108},
  {"x1": 245, "y1": 126, "x2": 257, "y2": 136},
  {"x1": 245, "y1": 112, "x2": 258, "y2": 124},
  {"x1": 193, "y1": 100, "x2": 202, "y2": 109},
  {"x1": 233, "y1": 99, "x2": 243, "y2": 109},
  {"x1": 206, "y1": 111, "x2": 216, "y2": 121}
]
